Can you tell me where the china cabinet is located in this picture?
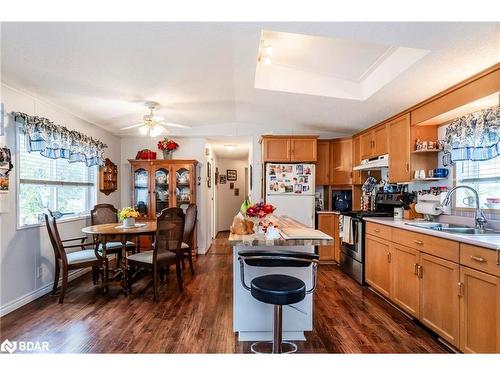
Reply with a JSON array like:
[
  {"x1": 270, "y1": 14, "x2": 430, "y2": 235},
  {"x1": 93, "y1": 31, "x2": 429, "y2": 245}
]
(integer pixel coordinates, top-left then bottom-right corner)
[{"x1": 129, "y1": 159, "x2": 198, "y2": 221}]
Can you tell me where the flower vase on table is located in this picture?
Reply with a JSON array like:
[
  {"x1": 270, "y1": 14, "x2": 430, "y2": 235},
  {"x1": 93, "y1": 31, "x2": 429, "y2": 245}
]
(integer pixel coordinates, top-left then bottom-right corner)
[{"x1": 118, "y1": 207, "x2": 140, "y2": 228}]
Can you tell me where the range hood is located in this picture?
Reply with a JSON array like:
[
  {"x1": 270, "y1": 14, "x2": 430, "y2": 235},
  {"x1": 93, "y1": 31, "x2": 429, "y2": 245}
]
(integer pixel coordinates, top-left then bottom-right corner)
[{"x1": 353, "y1": 154, "x2": 389, "y2": 171}]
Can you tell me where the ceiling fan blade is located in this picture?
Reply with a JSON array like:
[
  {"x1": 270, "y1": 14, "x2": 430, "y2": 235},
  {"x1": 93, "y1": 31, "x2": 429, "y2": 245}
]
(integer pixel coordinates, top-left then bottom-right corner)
[
  {"x1": 161, "y1": 122, "x2": 192, "y2": 129},
  {"x1": 120, "y1": 123, "x2": 144, "y2": 130}
]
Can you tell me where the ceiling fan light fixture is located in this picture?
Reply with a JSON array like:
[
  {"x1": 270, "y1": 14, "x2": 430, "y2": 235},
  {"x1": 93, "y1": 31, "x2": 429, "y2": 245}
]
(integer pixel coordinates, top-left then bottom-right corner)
[{"x1": 149, "y1": 125, "x2": 163, "y2": 138}]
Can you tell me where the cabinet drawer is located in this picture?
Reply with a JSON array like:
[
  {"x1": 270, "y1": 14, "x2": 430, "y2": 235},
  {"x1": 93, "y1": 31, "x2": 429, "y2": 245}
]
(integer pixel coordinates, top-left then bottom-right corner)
[
  {"x1": 460, "y1": 244, "x2": 500, "y2": 277},
  {"x1": 366, "y1": 222, "x2": 392, "y2": 240},
  {"x1": 392, "y1": 228, "x2": 459, "y2": 262}
]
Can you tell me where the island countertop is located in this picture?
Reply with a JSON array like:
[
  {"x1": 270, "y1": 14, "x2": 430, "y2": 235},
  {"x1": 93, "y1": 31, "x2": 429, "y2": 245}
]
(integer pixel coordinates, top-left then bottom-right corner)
[{"x1": 228, "y1": 215, "x2": 333, "y2": 246}]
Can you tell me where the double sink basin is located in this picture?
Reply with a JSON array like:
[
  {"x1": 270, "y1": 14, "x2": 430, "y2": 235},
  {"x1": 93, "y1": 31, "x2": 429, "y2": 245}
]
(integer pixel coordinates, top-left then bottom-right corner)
[{"x1": 404, "y1": 222, "x2": 500, "y2": 236}]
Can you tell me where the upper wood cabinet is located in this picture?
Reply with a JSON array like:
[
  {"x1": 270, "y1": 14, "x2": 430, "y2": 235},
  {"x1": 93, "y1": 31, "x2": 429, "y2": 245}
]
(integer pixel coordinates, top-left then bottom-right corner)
[
  {"x1": 262, "y1": 137, "x2": 290, "y2": 162},
  {"x1": 359, "y1": 124, "x2": 388, "y2": 159},
  {"x1": 352, "y1": 135, "x2": 362, "y2": 185},
  {"x1": 290, "y1": 138, "x2": 317, "y2": 162},
  {"x1": 388, "y1": 114, "x2": 411, "y2": 183},
  {"x1": 261, "y1": 136, "x2": 317, "y2": 162},
  {"x1": 374, "y1": 124, "x2": 388, "y2": 156},
  {"x1": 316, "y1": 140, "x2": 331, "y2": 186},
  {"x1": 360, "y1": 131, "x2": 373, "y2": 160},
  {"x1": 330, "y1": 138, "x2": 352, "y2": 185}
]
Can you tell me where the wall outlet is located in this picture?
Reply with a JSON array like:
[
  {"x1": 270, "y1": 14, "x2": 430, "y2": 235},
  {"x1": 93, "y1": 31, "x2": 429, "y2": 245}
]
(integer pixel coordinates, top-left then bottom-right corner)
[{"x1": 36, "y1": 266, "x2": 43, "y2": 279}]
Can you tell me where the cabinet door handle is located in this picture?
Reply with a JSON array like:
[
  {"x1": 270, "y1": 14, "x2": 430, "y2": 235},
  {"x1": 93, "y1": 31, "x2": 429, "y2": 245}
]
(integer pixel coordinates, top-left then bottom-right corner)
[
  {"x1": 413, "y1": 239, "x2": 424, "y2": 245},
  {"x1": 458, "y1": 281, "x2": 464, "y2": 297},
  {"x1": 414, "y1": 263, "x2": 419, "y2": 276},
  {"x1": 470, "y1": 255, "x2": 486, "y2": 263},
  {"x1": 405, "y1": 162, "x2": 409, "y2": 172},
  {"x1": 374, "y1": 229, "x2": 380, "y2": 233},
  {"x1": 387, "y1": 252, "x2": 392, "y2": 263},
  {"x1": 417, "y1": 265, "x2": 423, "y2": 278},
  {"x1": 496, "y1": 246, "x2": 499, "y2": 266}
]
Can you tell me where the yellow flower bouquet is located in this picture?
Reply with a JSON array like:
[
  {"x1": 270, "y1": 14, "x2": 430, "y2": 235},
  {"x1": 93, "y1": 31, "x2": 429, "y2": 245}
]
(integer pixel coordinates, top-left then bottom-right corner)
[{"x1": 118, "y1": 207, "x2": 140, "y2": 227}]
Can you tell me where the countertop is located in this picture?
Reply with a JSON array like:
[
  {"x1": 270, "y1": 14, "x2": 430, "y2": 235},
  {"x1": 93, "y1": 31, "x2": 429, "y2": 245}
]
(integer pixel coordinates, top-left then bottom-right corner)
[
  {"x1": 228, "y1": 215, "x2": 333, "y2": 247},
  {"x1": 364, "y1": 217, "x2": 500, "y2": 250},
  {"x1": 317, "y1": 210, "x2": 341, "y2": 215}
]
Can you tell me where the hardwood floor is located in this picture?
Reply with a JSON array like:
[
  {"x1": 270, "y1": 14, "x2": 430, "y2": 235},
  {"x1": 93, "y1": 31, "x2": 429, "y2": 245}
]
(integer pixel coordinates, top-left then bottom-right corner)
[{"x1": 0, "y1": 232, "x2": 448, "y2": 353}]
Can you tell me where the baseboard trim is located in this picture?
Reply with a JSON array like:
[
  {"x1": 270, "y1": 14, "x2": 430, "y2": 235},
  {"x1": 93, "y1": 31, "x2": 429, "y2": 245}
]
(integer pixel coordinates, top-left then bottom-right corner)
[{"x1": 0, "y1": 268, "x2": 90, "y2": 317}]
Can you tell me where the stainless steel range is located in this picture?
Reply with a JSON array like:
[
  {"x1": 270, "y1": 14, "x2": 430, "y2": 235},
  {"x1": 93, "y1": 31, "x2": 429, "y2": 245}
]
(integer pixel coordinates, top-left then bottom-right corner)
[{"x1": 340, "y1": 192, "x2": 405, "y2": 284}]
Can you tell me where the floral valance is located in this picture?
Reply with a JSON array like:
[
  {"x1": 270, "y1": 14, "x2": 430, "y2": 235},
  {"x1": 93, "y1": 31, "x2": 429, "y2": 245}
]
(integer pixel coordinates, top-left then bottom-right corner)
[
  {"x1": 13, "y1": 112, "x2": 107, "y2": 167},
  {"x1": 442, "y1": 105, "x2": 500, "y2": 166}
]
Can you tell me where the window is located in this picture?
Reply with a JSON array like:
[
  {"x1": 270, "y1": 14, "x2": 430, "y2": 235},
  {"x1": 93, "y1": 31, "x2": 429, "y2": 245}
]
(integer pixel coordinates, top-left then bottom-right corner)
[
  {"x1": 454, "y1": 156, "x2": 500, "y2": 211},
  {"x1": 17, "y1": 129, "x2": 97, "y2": 227}
]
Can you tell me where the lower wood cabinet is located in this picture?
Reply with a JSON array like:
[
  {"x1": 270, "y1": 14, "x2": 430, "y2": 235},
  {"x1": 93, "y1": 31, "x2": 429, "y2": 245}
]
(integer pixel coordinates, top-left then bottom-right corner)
[
  {"x1": 391, "y1": 244, "x2": 420, "y2": 317},
  {"x1": 365, "y1": 235, "x2": 392, "y2": 298},
  {"x1": 460, "y1": 266, "x2": 500, "y2": 353},
  {"x1": 365, "y1": 225, "x2": 500, "y2": 352},
  {"x1": 317, "y1": 213, "x2": 340, "y2": 262},
  {"x1": 419, "y1": 253, "x2": 460, "y2": 348}
]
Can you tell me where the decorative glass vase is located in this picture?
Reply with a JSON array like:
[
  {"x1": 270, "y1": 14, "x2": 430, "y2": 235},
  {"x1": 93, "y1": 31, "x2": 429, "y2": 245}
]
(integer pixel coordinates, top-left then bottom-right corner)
[
  {"x1": 163, "y1": 150, "x2": 173, "y2": 160},
  {"x1": 122, "y1": 217, "x2": 136, "y2": 228}
]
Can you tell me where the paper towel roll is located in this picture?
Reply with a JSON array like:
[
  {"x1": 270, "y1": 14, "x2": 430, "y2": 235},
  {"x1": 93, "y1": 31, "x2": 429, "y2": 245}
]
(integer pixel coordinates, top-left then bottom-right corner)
[{"x1": 415, "y1": 202, "x2": 443, "y2": 215}]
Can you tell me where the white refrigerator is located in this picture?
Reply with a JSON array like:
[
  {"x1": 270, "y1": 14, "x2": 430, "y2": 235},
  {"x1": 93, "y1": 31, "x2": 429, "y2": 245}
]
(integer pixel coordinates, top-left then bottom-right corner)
[{"x1": 265, "y1": 163, "x2": 316, "y2": 227}]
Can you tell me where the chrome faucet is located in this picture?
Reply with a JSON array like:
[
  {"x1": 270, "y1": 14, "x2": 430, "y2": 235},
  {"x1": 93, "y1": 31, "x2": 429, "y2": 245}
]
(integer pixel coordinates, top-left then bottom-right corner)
[{"x1": 442, "y1": 186, "x2": 487, "y2": 230}]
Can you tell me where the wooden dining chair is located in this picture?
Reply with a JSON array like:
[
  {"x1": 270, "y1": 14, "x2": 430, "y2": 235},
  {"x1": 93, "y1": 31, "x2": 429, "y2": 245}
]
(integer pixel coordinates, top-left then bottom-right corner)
[
  {"x1": 90, "y1": 204, "x2": 138, "y2": 258},
  {"x1": 45, "y1": 210, "x2": 102, "y2": 303},
  {"x1": 179, "y1": 203, "x2": 197, "y2": 275},
  {"x1": 127, "y1": 207, "x2": 185, "y2": 302}
]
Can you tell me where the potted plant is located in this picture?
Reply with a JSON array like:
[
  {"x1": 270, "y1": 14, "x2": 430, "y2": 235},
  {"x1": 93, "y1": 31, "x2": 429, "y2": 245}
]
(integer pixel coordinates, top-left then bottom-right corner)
[
  {"x1": 157, "y1": 137, "x2": 179, "y2": 159},
  {"x1": 118, "y1": 207, "x2": 140, "y2": 228}
]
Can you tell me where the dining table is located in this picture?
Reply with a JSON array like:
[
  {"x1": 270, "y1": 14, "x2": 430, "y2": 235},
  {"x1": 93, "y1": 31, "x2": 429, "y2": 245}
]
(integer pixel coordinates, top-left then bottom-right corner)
[{"x1": 81, "y1": 221, "x2": 157, "y2": 294}]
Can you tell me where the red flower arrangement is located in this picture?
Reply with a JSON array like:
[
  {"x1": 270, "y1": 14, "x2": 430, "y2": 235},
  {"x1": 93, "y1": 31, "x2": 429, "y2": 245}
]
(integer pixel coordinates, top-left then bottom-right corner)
[{"x1": 157, "y1": 138, "x2": 179, "y2": 151}]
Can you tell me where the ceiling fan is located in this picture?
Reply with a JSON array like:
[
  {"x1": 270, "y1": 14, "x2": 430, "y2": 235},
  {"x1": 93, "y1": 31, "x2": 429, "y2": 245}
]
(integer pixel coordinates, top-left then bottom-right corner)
[{"x1": 120, "y1": 101, "x2": 191, "y2": 137}]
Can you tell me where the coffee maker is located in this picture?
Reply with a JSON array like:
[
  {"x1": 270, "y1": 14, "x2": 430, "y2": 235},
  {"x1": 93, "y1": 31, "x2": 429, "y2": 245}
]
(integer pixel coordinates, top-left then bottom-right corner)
[{"x1": 332, "y1": 190, "x2": 352, "y2": 212}]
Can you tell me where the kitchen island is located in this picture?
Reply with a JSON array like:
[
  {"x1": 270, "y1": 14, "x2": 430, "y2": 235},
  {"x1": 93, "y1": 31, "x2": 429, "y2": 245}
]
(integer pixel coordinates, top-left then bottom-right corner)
[{"x1": 229, "y1": 215, "x2": 332, "y2": 342}]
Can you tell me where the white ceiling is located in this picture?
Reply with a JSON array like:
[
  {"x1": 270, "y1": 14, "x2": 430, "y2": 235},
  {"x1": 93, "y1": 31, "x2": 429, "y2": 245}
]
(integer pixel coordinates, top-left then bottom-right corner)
[
  {"x1": 207, "y1": 136, "x2": 251, "y2": 159},
  {"x1": 1, "y1": 22, "x2": 499, "y2": 137}
]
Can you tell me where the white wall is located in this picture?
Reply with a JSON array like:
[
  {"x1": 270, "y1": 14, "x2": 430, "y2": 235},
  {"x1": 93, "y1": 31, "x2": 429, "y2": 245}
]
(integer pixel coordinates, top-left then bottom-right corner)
[
  {"x1": 0, "y1": 84, "x2": 121, "y2": 316},
  {"x1": 215, "y1": 157, "x2": 248, "y2": 232},
  {"x1": 119, "y1": 136, "x2": 213, "y2": 254}
]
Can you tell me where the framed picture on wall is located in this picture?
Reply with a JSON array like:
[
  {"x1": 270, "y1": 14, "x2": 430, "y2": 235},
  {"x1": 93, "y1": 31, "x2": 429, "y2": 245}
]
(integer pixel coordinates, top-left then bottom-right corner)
[
  {"x1": 0, "y1": 103, "x2": 4, "y2": 136},
  {"x1": 207, "y1": 162, "x2": 211, "y2": 188},
  {"x1": 219, "y1": 174, "x2": 227, "y2": 184},
  {"x1": 234, "y1": 188, "x2": 239, "y2": 196},
  {"x1": 227, "y1": 169, "x2": 237, "y2": 181},
  {"x1": 230, "y1": 182, "x2": 234, "y2": 189},
  {"x1": 215, "y1": 167, "x2": 219, "y2": 185}
]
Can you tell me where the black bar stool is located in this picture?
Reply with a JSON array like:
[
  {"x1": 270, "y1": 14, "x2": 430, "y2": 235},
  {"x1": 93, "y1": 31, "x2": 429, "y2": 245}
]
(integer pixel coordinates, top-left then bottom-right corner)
[{"x1": 237, "y1": 250, "x2": 319, "y2": 354}]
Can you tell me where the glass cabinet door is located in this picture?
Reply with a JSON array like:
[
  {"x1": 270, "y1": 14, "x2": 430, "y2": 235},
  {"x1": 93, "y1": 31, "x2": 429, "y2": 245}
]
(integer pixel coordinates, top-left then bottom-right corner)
[
  {"x1": 133, "y1": 168, "x2": 149, "y2": 219},
  {"x1": 175, "y1": 166, "x2": 191, "y2": 211},
  {"x1": 154, "y1": 167, "x2": 170, "y2": 215}
]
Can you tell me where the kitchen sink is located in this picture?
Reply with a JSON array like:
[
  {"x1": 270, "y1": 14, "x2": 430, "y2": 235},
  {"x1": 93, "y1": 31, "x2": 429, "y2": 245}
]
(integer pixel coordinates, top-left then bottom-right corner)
[{"x1": 404, "y1": 222, "x2": 500, "y2": 236}]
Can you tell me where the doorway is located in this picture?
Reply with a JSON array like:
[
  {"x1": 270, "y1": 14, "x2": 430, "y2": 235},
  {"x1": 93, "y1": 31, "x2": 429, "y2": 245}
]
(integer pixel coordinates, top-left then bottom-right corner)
[{"x1": 207, "y1": 137, "x2": 251, "y2": 239}]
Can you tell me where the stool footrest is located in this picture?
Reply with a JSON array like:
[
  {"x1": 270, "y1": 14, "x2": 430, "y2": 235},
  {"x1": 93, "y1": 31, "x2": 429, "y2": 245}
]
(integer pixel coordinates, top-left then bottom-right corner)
[{"x1": 250, "y1": 341, "x2": 297, "y2": 354}]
